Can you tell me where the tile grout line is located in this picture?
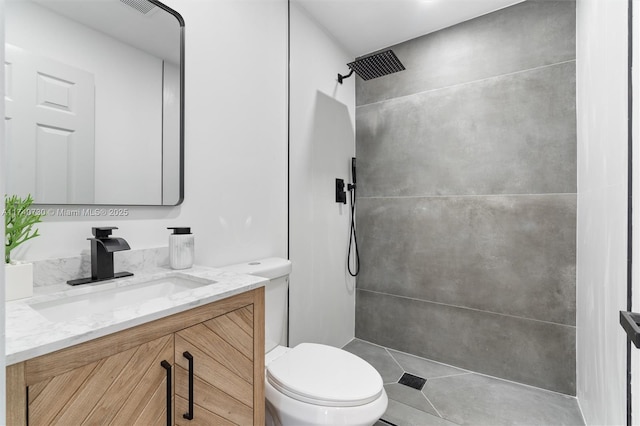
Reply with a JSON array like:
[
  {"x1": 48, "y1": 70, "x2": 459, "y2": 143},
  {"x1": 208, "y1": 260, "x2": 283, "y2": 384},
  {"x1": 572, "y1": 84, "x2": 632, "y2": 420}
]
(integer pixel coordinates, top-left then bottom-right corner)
[
  {"x1": 355, "y1": 338, "x2": 473, "y2": 375},
  {"x1": 355, "y1": 185, "x2": 626, "y2": 201},
  {"x1": 384, "y1": 344, "x2": 451, "y2": 420},
  {"x1": 358, "y1": 337, "x2": 580, "y2": 402},
  {"x1": 386, "y1": 348, "x2": 473, "y2": 380},
  {"x1": 386, "y1": 345, "x2": 464, "y2": 420},
  {"x1": 420, "y1": 391, "x2": 444, "y2": 419},
  {"x1": 358, "y1": 288, "x2": 577, "y2": 329},
  {"x1": 352, "y1": 338, "x2": 580, "y2": 422},
  {"x1": 575, "y1": 396, "x2": 588, "y2": 426},
  {"x1": 357, "y1": 192, "x2": 576, "y2": 200},
  {"x1": 426, "y1": 372, "x2": 472, "y2": 381},
  {"x1": 385, "y1": 347, "x2": 407, "y2": 373},
  {"x1": 356, "y1": 59, "x2": 577, "y2": 108},
  {"x1": 384, "y1": 342, "x2": 463, "y2": 420},
  {"x1": 468, "y1": 370, "x2": 579, "y2": 400}
]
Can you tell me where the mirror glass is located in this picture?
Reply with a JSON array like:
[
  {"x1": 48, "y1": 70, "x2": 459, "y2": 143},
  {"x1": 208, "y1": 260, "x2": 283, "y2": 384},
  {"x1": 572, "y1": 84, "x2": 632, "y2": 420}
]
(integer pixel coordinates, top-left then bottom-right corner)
[{"x1": 5, "y1": 0, "x2": 184, "y2": 205}]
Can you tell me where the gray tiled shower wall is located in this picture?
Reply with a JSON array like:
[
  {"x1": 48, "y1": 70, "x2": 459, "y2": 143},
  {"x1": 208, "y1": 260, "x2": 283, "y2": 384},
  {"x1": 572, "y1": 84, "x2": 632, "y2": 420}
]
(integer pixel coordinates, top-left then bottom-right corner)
[{"x1": 355, "y1": 0, "x2": 577, "y2": 395}]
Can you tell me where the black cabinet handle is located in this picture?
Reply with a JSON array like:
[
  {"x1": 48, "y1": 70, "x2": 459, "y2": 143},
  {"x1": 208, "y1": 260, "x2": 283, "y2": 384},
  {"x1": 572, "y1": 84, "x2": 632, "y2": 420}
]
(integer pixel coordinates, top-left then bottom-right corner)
[
  {"x1": 183, "y1": 351, "x2": 194, "y2": 420},
  {"x1": 161, "y1": 360, "x2": 172, "y2": 426}
]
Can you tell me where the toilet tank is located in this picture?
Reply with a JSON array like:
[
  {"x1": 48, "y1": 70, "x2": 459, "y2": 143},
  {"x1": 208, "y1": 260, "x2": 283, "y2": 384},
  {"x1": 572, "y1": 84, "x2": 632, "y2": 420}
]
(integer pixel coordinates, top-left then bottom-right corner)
[{"x1": 221, "y1": 258, "x2": 292, "y2": 353}]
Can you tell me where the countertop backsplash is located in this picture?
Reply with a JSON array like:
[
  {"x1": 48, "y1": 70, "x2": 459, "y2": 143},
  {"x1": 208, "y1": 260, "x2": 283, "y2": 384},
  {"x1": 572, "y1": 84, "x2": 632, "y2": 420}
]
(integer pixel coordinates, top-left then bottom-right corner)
[{"x1": 31, "y1": 247, "x2": 169, "y2": 288}]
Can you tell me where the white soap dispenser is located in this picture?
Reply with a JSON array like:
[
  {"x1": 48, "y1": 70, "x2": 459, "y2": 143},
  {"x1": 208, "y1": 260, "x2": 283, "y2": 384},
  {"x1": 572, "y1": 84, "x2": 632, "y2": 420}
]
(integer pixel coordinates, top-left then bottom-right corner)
[{"x1": 167, "y1": 227, "x2": 194, "y2": 269}]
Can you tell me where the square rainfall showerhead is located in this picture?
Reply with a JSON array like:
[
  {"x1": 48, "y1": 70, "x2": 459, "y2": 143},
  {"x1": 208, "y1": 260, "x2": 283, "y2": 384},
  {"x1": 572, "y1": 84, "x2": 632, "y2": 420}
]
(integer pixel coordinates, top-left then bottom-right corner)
[
  {"x1": 119, "y1": 0, "x2": 157, "y2": 14},
  {"x1": 347, "y1": 50, "x2": 406, "y2": 81}
]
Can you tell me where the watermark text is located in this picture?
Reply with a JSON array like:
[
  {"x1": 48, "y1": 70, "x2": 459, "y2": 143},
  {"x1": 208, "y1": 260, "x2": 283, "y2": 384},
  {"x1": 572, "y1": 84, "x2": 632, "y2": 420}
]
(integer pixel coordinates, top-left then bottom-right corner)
[{"x1": 2, "y1": 208, "x2": 130, "y2": 217}]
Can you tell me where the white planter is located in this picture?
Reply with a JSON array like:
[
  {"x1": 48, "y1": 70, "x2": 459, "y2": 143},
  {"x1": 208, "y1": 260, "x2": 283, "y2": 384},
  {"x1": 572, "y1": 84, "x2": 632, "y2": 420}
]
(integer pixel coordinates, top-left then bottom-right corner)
[{"x1": 5, "y1": 262, "x2": 33, "y2": 301}]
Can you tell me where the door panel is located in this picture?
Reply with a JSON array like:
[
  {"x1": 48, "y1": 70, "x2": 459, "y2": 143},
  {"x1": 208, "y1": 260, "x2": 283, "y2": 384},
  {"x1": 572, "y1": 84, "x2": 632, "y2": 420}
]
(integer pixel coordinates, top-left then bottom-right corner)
[
  {"x1": 175, "y1": 305, "x2": 255, "y2": 425},
  {"x1": 5, "y1": 44, "x2": 95, "y2": 203},
  {"x1": 28, "y1": 335, "x2": 173, "y2": 426}
]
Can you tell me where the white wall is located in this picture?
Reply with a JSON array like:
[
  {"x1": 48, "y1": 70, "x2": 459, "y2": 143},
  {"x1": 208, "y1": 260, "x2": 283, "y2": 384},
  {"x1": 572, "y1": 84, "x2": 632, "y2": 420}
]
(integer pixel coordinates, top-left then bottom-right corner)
[
  {"x1": 576, "y1": 0, "x2": 628, "y2": 423},
  {"x1": 7, "y1": 0, "x2": 288, "y2": 269},
  {"x1": 6, "y1": 1, "x2": 164, "y2": 205},
  {"x1": 289, "y1": 2, "x2": 356, "y2": 348},
  {"x1": 0, "y1": 0, "x2": 7, "y2": 419}
]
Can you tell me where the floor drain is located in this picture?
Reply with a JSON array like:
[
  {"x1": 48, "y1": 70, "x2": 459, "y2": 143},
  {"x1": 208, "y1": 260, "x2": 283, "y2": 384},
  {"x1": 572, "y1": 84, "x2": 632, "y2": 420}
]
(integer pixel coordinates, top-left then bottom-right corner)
[{"x1": 398, "y1": 372, "x2": 427, "y2": 391}]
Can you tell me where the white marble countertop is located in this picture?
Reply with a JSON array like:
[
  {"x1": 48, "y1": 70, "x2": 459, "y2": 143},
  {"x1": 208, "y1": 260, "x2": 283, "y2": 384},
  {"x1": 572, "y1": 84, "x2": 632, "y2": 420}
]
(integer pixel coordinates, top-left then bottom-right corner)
[{"x1": 6, "y1": 266, "x2": 267, "y2": 365}]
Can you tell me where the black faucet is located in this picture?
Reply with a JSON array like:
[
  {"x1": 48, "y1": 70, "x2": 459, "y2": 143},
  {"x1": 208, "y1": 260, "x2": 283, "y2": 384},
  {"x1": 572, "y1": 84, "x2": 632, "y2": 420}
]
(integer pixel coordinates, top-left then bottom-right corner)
[{"x1": 67, "y1": 227, "x2": 134, "y2": 286}]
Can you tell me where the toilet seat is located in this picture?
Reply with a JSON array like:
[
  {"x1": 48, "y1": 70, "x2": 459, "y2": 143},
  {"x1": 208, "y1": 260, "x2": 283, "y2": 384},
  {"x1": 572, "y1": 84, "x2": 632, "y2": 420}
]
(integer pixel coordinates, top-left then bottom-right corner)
[{"x1": 266, "y1": 343, "x2": 383, "y2": 408}]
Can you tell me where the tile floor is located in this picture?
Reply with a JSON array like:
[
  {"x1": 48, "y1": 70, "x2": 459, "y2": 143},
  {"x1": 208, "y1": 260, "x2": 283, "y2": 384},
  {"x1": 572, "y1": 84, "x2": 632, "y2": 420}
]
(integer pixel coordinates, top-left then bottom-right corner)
[{"x1": 342, "y1": 339, "x2": 585, "y2": 426}]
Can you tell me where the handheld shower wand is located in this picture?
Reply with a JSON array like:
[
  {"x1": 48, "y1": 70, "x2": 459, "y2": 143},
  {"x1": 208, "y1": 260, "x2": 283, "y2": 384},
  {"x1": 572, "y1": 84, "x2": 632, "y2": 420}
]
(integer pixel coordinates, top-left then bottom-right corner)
[{"x1": 348, "y1": 158, "x2": 356, "y2": 191}]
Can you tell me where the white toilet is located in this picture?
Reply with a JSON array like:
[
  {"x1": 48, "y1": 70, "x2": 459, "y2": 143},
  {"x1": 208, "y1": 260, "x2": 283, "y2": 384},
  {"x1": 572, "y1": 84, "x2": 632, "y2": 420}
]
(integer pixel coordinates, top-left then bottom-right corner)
[{"x1": 222, "y1": 258, "x2": 388, "y2": 426}]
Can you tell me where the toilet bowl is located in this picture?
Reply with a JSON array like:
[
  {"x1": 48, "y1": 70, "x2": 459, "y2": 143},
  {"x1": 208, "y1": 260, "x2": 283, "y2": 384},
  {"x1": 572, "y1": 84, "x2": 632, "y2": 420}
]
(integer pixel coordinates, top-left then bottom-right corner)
[
  {"x1": 264, "y1": 343, "x2": 388, "y2": 426},
  {"x1": 222, "y1": 258, "x2": 388, "y2": 426}
]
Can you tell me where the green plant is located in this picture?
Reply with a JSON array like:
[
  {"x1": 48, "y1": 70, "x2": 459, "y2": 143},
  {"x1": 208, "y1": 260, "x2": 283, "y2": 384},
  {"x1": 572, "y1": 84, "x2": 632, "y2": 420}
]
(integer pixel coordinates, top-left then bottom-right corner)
[{"x1": 5, "y1": 194, "x2": 42, "y2": 264}]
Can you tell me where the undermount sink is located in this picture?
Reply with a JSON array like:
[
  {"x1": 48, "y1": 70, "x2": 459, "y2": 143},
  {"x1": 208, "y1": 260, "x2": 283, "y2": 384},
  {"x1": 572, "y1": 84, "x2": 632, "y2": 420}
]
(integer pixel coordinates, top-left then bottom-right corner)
[{"x1": 29, "y1": 274, "x2": 216, "y2": 322}]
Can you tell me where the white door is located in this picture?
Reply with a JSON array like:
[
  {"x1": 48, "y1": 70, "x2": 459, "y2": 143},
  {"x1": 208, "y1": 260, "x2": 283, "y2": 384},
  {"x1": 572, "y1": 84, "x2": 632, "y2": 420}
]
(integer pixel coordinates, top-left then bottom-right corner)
[{"x1": 5, "y1": 44, "x2": 95, "y2": 204}]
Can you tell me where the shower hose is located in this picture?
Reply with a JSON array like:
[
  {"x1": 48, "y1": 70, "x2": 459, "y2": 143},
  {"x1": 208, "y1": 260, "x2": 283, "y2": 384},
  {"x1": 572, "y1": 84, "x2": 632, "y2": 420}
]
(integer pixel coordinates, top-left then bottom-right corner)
[{"x1": 348, "y1": 186, "x2": 360, "y2": 277}]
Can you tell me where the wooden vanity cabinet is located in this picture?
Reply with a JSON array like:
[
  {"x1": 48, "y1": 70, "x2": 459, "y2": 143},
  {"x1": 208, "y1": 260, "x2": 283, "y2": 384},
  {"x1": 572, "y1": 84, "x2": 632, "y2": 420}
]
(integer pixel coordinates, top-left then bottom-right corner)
[
  {"x1": 27, "y1": 334, "x2": 174, "y2": 425},
  {"x1": 6, "y1": 288, "x2": 265, "y2": 426},
  {"x1": 175, "y1": 305, "x2": 256, "y2": 425}
]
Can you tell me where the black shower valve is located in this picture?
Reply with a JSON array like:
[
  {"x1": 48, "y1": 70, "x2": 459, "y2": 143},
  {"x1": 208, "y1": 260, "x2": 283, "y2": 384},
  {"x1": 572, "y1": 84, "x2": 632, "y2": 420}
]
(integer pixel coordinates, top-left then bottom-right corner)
[{"x1": 336, "y1": 178, "x2": 347, "y2": 204}]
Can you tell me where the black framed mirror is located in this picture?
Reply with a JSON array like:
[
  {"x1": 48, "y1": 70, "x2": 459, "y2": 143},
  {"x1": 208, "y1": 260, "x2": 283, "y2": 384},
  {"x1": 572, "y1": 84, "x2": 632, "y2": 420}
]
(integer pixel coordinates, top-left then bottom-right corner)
[{"x1": 5, "y1": 0, "x2": 184, "y2": 205}]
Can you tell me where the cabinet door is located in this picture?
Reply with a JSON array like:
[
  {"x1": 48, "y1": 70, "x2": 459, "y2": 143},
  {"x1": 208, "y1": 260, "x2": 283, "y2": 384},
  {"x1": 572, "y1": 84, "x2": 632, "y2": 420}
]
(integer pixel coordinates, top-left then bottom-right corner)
[
  {"x1": 28, "y1": 334, "x2": 174, "y2": 425},
  {"x1": 175, "y1": 305, "x2": 255, "y2": 425}
]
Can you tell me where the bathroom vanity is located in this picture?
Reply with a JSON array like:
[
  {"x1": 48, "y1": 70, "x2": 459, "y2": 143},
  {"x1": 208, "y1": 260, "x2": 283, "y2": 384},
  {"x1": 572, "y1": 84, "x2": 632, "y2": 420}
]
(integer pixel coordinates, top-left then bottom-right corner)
[{"x1": 5, "y1": 267, "x2": 266, "y2": 425}]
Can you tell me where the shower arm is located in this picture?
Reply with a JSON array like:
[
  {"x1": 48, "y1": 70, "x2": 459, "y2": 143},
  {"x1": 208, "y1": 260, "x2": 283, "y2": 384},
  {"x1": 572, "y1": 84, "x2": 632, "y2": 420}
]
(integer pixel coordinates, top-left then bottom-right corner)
[{"x1": 337, "y1": 69, "x2": 354, "y2": 84}]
